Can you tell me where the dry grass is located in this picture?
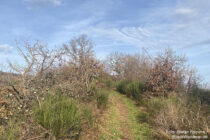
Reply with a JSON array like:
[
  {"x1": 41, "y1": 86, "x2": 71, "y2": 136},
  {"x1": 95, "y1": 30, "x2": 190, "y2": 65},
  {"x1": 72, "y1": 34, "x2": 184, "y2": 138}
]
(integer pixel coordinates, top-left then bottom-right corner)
[{"x1": 146, "y1": 93, "x2": 209, "y2": 139}]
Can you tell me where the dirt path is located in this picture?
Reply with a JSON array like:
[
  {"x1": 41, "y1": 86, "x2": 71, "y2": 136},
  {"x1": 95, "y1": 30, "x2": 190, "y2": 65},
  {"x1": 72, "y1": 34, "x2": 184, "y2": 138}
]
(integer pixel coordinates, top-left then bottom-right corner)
[
  {"x1": 114, "y1": 94, "x2": 131, "y2": 140},
  {"x1": 89, "y1": 90, "x2": 153, "y2": 140},
  {"x1": 98, "y1": 92, "x2": 132, "y2": 140}
]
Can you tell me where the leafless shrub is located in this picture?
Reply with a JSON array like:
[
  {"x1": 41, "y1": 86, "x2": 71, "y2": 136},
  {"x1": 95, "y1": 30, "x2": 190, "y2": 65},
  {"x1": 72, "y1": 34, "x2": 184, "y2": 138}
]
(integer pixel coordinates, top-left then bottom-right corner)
[{"x1": 7, "y1": 41, "x2": 62, "y2": 109}]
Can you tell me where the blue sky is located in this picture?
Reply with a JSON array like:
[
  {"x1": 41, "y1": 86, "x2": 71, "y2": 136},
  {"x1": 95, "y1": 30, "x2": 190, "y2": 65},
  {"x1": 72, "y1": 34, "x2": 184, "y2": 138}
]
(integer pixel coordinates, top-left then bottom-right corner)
[{"x1": 0, "y1": 0, "x2": 210, "y2": 84}]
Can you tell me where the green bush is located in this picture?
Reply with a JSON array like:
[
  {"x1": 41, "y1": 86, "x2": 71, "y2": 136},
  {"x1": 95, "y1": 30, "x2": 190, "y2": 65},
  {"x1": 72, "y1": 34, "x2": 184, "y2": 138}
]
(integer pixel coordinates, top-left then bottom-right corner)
[
  {"x1": 138, "y1": 82, "x2": 145, "y2": 93},
  {"x1": 116, "y1": 80, "x2": 129, "y2": 94},
  {"x1": 96, "y1": 90, "x2": 109, "y2": 108},
  {"x1": 127, "y1": 82, "x2": 144, "y2": 98},
  {"x1": 191, "y1": 86, "x2": 210, "y2": 105},
  {"x1": 34, "y1": 94, "x2": 81, "y2": 139},
  {"x1": 105, "y1": 79, "x2": 113, "y2": 89},
  {"x1": 136, "y1": 82, "x2": 146, "y2": 105},
  {"x1": 117, "y1": 80, "x2": 145, "y2": 105}
]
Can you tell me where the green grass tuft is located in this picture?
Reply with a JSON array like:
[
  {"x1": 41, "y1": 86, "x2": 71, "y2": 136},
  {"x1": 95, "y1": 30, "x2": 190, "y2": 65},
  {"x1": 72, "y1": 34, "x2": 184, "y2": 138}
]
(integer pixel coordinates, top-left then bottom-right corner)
[
  {"x1": 96, "y1": 90, "x2": 109, "y2": 109},
  {"x1": 34, "y1": 94, "x2": 81, "y2": 139}
]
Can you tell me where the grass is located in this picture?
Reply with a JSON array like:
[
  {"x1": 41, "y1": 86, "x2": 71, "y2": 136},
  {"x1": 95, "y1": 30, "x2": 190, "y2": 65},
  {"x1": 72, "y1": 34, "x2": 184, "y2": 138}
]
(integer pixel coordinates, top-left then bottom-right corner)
[
  {"x1": 113, "y1": 91, "x2": 153, "y2": 140},
  {"x1": 0, "y1": 119, "x2": 20, "y2": 140},
  {"x1": 96, "y1": 89, "x2": 109, "y2": 109},
  {"x1": 116, "y1": 80, "x2": 145, "y2": 105},
  {"x1": 99, "y1": 93, "x2": 123, "y2": 140},
  {"x1": 81, "y1": 106, "x2": 94, "y2": 126},
  {"x1": 34, "y1": 94, "x2": 81, "y2": 139},
  {"x1": 99, "y1": 90, "x2": 153, "y2": 140}
]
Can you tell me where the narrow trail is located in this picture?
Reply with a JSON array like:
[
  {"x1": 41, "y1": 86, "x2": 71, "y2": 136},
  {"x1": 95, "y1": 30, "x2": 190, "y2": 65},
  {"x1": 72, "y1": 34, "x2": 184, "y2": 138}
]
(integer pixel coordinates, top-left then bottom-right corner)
[
  {"x1": 98, "y1": 91, "x2": 152, "y2": 140},
  {"x1": 110, "y1": 92, "x2": 131, "y2": 140}
]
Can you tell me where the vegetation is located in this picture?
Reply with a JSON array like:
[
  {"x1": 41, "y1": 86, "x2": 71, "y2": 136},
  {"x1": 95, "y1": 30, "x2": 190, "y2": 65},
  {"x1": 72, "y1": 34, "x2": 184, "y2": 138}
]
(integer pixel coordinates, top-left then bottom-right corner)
[
  {"x1": 34, "y1": 94, "x2": 81, "y2": 139},
  {"x1": 0, "y1": 35, "x2": 209, "y2": 139},
  {"x1": 96, "y1": 89, "x2": 109, "y2": 109},
  {"x1": 116, "y1": 80, "x2": 129, "y2": 94},
  {"x1": 0, "y1": 119, "x2": 20, "y2": 140},
  {"x1": 99, "y1": 91, "x2": 152, "y2": 140},
  {"x1": 116, "y1": 80, "x2": 145, "y2": 105},
  {"x1": 141, "y1": 94, "x2": 209, "y2": 139}
]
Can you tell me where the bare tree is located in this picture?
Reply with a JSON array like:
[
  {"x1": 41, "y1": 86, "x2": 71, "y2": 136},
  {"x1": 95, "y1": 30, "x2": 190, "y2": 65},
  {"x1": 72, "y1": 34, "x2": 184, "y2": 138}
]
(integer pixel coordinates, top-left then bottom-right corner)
[
  {"x1": 61, "y1": 35, "x2": 103, "y2": 97},
  {"x1": 8, "y1": 41, "x2": 61, "y2": 108},
  {"x1": 106, "y1": 52, "x2": 151, "y2": 82},
  {"x1": 106, "y1": 52, "x2": 126, "y2": 80},
  {"x1": 123, "y1": 54, "x2": 151, "y2": 82}
]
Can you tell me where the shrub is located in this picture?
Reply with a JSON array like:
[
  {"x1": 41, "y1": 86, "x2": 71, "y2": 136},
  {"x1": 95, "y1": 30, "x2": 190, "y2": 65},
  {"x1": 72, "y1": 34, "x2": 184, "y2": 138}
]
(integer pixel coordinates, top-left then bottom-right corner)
[
  {"x1": 146, "y1": 48, "x2": 186, "y2": 96},
  {"x1": 191, "y1": 86, "x2": 210, "y2": 105},
  {"x1": 96, "y1": 90, "x2": 109, "y2": 108},
  {"x1": 127, "y1": 82, "x2": 144, "y2": 98},
  {"x1": 116, "y1": 80, "x2": 129, "y2": 94},
  {"x1": 34, "y1": 94, "x2": 81, "y2": 139},
  {"x1": 117, "y1": 80, "x2": 145, "y2": 105},
  {"x1": 138, "y1": 82, "x2": 145, "y2": 93},
  {"x1": 105, "y1": 79, "x2": 113, "y2": 89}
]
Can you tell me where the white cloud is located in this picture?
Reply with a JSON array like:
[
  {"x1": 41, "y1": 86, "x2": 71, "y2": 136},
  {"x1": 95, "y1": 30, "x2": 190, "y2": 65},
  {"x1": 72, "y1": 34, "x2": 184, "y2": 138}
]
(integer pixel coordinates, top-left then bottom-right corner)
[
  {"x1": 24, "y1": 0, "x2": 62, "y2": 8},
  {"x1": 46, "y1": 0, "x2": 210, "y2": 56},
  {"x1": 175, "y1": 8, "x2": 197, "y2": 17},
  {"x1": 0, "y1": 44, "x2": 13, "y2": 53}
]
